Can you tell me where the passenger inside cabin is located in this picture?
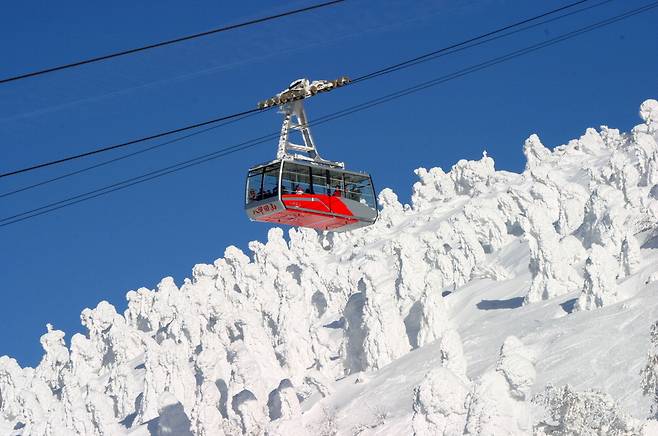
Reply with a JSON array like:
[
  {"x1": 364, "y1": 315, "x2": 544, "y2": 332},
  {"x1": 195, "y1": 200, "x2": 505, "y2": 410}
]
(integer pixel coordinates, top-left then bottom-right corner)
[
  {"x1": 295, "y1": 185, "x2": 304, "y2": 195},
  {"x1": 332, "y1": 185, "x2": 342, "y2": 197}
]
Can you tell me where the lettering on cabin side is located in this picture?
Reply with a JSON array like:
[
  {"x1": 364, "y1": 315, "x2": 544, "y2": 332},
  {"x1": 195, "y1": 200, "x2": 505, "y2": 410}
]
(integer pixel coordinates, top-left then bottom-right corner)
[{"x1": 253, "y1": 203, "x2": 278, "y2": 216}]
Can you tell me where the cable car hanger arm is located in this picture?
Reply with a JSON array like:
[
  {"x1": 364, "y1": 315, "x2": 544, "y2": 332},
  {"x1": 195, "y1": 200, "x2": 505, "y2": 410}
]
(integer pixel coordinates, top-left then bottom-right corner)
[{"x1": 261, "y1": 77, "x2": 349, "y2": 168}]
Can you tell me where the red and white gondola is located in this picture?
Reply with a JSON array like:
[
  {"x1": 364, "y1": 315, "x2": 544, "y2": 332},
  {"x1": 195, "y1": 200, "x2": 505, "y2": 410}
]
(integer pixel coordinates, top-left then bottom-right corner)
[{"x1": 245, "y1": 77, "x2": 377, "y2": 232}]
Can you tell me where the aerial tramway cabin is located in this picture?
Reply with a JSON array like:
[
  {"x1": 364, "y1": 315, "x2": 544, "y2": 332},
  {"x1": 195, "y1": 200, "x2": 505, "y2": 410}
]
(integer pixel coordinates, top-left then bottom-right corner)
[
  {"x1": 245, "y1": 77, "x2": 378, "y2": 232},
  {"x1": 245, "y1": 159, "x2": 377, "y2": 231}
]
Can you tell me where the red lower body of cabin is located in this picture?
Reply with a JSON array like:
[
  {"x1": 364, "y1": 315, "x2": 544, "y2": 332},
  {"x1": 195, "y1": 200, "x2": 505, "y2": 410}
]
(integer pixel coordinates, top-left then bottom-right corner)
[
  {"x1": 252, "y1": 194, "x2": 358, "y2": 230},
  {"x1": 257, "y1": 209, "x2": 357, "y2": 230}
]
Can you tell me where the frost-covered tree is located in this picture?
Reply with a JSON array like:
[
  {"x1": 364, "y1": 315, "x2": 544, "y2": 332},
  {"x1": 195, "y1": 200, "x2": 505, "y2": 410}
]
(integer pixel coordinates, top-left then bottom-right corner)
[
  {"x1": 0, "y1": 357, "x2": 27, "y2": 423},
  {"x1": 533, "y1": 384, "x2": 639, "y2": 435},
  {"x1": 523, "y1": 134, "x2": 552, "y2": 171},
  {"x1": 450, "y1": 218, "x2": 486, "y2": 288},
  {"x1": 578, "y1": 186, "x2": 629, "y2": 255},
  {"x1": 575, "y1": 244, "x2": 619, "y2": 311},
  {"x1": 462, "y1": 201, "x2": 508, "y2": 253},
  {"x1": 35, "y1": 324, "x2": 69, "y2": 391},
  {"x1": 351, "y1": 254, "x2": 410, "y2": 371},
  {"x1": 411, "y1": 166, "x2": 456, "y2": 210},
  {"x1": 438, "y1": 329, "x2": 468, "y2": 384},
  {"x1": 378, "y1": 188, "x2": 405, "y2": 228},
  {"x1": 393, "y1": 233, "x2": 430, "y2": 305},
  {"x1": 190, "y1": 381, "x2": 225, "y2": 436},
  {"x1": 641, "y1": 321, "x2": 658, "y2": 418},
  {"x1": 465, "y1": 336, "x2": 536, "y2": 435},
  {"x1": 521, "y1": 206, "x2": 579, "y2": 304},
  {"x1": 190, "y1": 340, "x2": 227, "y2": 436},
  {"x1": 412, "y1": 367, "x2": 470, "y2": 436},
  {"x1": 632, "y1": 99, "x2": 658, "y2": 186},
  {"x1": 592, "y1": 150, "x2": 642, "y2": 207},
  {"x1": 618, "y1": 233, "x2": 641, "y2": 279},
  {"x1": 640, "y1": 99, "x2": 658, "y2": 132},
  {"x1": 451, "y1": 151, "x2": 495, "y2": 197},
  {"x1": 409, "y1": 270, "x2": 451, "y2": 349},
  {"x1": 411, "y1": 329, "x2": 470, "y2": 435},
  {"x1": 267, "y1": 379, "x2": 301, "y2": 421}
]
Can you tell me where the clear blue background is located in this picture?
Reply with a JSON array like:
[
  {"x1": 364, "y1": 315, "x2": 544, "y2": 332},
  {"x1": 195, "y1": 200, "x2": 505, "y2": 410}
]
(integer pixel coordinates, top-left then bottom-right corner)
[{"x1": 1, "y1": 0, "x2": 656, "y2": 367}]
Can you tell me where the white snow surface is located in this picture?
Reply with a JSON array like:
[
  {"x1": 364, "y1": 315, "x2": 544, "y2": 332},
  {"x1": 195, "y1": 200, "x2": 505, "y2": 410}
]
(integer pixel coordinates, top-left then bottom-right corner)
[{"x1": 3, "y1": 100, "x2": 658, "y2": 435}]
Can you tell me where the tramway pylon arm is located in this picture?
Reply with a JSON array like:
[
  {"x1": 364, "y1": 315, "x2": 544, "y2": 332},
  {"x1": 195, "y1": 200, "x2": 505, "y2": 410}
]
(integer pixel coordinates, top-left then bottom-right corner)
[
  {"x1": 259, "y1": 77, "x2": 346, "y2": 168},
  {"x1": 257, "y1": 76, "x2": 350, "y2": 109}
]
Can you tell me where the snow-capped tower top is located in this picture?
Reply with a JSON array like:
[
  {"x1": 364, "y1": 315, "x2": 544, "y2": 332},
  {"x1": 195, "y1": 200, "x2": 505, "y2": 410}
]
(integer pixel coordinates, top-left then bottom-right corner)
[
  {"x1": 257, "y1": 77, "x2": 350, "y2": 110},
  {"x1": 257, "y1": 77, "x2": 350, "y2": 167}
]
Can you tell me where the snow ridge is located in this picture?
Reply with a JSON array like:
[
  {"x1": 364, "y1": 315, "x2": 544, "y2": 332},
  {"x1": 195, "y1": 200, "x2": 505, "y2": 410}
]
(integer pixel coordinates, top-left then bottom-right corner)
[{"x1": 1, "y1": 100, "x2": 658, "y2": 435}]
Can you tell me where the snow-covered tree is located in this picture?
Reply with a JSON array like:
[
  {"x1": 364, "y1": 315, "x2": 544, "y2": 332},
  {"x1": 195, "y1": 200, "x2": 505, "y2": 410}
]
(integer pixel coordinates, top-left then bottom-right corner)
[
  {"x1": 618, "y1": 233, "x2": 641, "y2": 279},
  {"x1": 438, "y1": 329, "x2": 468, "y2": 384},
  {"x1": 522, "y1": 206, "x2": 579, "y2": 304},
  {"x1": 412, "y1": 166, "x2": 456, "y2": 210},
  {"x1": 35, "y1": 324, "x2": 69, "y2": 391},
  {"x1": 523, "y1": 134, "x2": 552, "y2": 171},
  {"x1": 451, "y1": 151, "x2": 496, "y2": 197},
  {"x1": 641, "y1": 321, "x2": 658, "y2": 418},
  {"x1": 411, "y1": 270, "x2": 451, "y2": 348},
  {"x1": 412, "y1": 367, "x2": 470, "y2": 436},
  {"x1": 412, "y1": 329, "x2": 470, "y2": 435},
  {"x1": 575, "y1": 244, "x2": 619, "y2": 311},
  {"x1": 465, "y1": 336, "x2": 536, "y2": 435},
  {"x1": 533, "y1": 384, "x2": 639, "y2": 435}
]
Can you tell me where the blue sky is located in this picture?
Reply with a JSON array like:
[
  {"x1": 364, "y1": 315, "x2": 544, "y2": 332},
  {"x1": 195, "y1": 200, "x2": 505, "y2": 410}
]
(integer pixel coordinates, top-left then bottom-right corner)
[{"x1": 1, "y1": 0, "x2": 656, "y2": 367}]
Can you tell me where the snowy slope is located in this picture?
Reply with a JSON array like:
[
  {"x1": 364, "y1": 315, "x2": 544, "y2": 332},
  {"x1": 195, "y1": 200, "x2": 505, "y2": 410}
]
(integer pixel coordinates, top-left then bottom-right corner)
[{"x1": 2, "y1": 99, "x2": 658, "y2": 435}]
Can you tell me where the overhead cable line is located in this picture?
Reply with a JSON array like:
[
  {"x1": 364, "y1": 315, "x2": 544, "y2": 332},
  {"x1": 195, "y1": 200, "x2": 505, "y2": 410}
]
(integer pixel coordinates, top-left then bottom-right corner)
[
  {"x1": 0, "y1": 0, "x2": 600, "y2": 181},
  {"x1": 0, "y1": 111, "x2": 261, "y2": 199},
  {"x1": 351, "y1": 0, "x2": 613, "y2": 83},
  {"x1": 0, "y1": 0, "x2": 347, "y2": 85},
  {"x1": 2, "y1": 0, "x2": 656, "y2": 228},
  {"x1": 0, "y1": 107, "x2": 267, "y2": 179}
]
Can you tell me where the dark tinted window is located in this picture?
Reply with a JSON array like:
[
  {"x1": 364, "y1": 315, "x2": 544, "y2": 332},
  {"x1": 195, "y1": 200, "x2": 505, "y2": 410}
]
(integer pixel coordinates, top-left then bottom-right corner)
[
  {"x1": 281, "y1": 162, "x2": 311, "y2": 194},
  {"x1": 262, "y1": 164, "x2": 280, "y2": 200},
  {"x1": 328, "y1": 170, "x2": 344, "y2": 197},
  {"x1": 344, "y1": 173, "x2": 376, "y2": 208},
  {"x1": 311, "y1": 167, "x2": 329, "y2": 195},
  {"x1": 246, "y1": 163, "x2": 280, "y2": 204},
  {"x1": 246, "y1": 168, "x2": 263, "y2": 204}
]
